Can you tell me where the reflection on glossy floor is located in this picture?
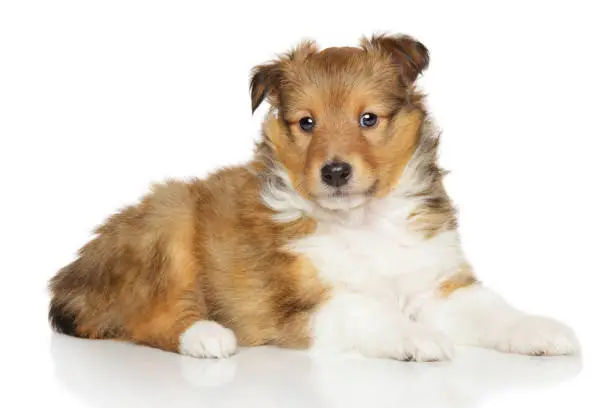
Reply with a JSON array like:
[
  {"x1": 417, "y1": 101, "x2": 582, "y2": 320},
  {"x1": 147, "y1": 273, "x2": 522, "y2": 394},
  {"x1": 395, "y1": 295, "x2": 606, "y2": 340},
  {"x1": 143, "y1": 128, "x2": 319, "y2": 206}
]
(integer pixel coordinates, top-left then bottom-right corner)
[{"x1": 51, "y1": 333, "x2": 582, "y2": 408}]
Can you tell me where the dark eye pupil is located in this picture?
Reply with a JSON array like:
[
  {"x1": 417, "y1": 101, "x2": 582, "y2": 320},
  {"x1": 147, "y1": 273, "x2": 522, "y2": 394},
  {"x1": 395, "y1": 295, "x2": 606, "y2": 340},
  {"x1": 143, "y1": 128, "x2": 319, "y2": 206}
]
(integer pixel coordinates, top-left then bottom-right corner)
[
  {"x1": 299, "y1": 117, "x2": 315, "y2": 131},
  {"x1": 360, "y1": 113, "x2": 378, "y2": 127}
]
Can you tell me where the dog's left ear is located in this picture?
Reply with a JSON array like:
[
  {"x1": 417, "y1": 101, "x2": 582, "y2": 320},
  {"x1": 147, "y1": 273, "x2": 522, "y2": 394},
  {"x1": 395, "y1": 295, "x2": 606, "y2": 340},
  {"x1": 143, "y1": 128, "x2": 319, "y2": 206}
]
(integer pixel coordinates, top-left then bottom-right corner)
[
  {"x1": 249, "y1": 61, "x2": 282, "y2": 113},
  {"x1": 362, "y1": 34, "x2": 429, "y2": 82}
]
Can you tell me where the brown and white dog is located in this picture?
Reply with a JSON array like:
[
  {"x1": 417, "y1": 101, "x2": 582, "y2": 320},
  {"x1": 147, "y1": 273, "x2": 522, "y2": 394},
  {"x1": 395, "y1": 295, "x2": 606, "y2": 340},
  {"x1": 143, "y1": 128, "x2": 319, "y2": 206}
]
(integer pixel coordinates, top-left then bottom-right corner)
[{"x1": 48, "y1": 34, "x2": 579, "y2": 361}]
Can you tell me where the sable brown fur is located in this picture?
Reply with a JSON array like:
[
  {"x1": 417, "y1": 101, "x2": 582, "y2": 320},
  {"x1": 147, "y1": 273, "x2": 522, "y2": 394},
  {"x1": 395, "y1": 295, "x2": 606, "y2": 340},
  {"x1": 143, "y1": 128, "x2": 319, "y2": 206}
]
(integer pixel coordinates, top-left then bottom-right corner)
[
  {"x1": 49, "y1": 33, "x2": 461, "y2": 354},
  {"x1": 49, "y1": 173, "x2": 326, "y2": 351}
]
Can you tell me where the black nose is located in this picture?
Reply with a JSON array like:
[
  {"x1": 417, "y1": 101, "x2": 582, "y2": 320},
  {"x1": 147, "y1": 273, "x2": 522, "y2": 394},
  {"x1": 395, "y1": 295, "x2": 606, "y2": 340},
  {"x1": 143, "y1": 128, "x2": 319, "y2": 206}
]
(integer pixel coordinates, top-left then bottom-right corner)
[{"x1": 321, "y1": 161, "x2": 352, "y2": 187}]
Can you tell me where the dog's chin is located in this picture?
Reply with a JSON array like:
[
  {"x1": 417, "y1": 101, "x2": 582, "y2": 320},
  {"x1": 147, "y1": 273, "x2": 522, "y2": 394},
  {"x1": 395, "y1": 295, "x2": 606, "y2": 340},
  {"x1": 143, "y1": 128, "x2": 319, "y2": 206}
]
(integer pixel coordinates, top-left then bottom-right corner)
[{"x1": 315, "y1": 194, "x2": 369, "y2": 211}]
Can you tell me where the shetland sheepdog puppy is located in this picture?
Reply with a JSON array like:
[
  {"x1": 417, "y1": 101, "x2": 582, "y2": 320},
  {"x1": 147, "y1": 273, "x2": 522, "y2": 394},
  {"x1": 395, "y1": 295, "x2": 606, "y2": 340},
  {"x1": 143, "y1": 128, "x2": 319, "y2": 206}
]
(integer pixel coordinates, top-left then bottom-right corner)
[{"x1": 49, "y1": 34, "x2": 579, "y2": 361}]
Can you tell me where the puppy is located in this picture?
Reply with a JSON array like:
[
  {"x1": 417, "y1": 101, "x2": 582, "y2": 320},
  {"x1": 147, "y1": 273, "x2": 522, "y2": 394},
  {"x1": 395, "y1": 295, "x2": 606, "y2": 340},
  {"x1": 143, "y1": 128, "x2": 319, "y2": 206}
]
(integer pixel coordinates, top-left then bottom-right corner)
[{"x1": 49, "y1": 34, "x2": 579, "y2": 361}]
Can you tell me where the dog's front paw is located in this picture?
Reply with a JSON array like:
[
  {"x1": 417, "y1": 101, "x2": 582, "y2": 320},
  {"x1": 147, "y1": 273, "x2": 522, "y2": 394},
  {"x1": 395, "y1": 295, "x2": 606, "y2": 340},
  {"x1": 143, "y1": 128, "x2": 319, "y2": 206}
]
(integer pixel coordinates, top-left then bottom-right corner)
[
  {"x1": 404, "y1": 325, "x2": 455, "y2": 362},
  {"x1": 377, "y1": 324, "x2": 454, "y2": 362},
  {"x1": 179, "y1": 321, "x2": 238, "y2": 358},
  {"x1": 494, "y1": 315, "x2": 580, "y2": 356}
]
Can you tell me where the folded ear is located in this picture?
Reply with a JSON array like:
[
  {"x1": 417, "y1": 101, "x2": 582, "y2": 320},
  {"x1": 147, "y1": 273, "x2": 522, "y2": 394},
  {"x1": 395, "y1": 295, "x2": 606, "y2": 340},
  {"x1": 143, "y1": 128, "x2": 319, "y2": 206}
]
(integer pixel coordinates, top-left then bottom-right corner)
[
  {"x1": 362, "y1": 34, "x2": 429, "y2": 82},
  {"x1": 249, "y1": 40, "x2": 318, "y2": 113},
  {"x1": 249, "y1": 61, "x2": 282, "y2": 113}
]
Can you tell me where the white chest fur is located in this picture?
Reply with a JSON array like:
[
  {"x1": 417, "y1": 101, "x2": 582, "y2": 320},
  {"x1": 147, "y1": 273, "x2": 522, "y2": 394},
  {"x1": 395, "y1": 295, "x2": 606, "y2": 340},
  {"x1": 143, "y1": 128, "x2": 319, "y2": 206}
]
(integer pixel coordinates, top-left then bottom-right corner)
[{"x1": 289, "y1": 198, "x2": 465, "y2": 311}]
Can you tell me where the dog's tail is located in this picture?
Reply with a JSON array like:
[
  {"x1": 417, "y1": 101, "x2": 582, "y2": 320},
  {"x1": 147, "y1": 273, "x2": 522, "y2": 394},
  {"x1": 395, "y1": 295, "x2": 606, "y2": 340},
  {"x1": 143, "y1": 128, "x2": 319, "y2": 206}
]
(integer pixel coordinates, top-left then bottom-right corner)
[
  {"x1": 48, "y1": 260, "x2": 86, "y2": 338},
  {"x1": 48, "y1": 299, "x2": 79, "y2": 337}
]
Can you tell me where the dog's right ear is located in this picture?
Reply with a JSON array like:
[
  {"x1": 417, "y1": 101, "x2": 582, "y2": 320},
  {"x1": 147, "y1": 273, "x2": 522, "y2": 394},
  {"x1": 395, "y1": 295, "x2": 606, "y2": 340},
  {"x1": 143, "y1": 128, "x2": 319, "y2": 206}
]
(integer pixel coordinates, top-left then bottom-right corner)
[
  {"x1": 250, "y1": 40, "x2": 318, "y2": 113},
  {"x1": 249, "y1": 61, "x2": 282, "y2": 113}
]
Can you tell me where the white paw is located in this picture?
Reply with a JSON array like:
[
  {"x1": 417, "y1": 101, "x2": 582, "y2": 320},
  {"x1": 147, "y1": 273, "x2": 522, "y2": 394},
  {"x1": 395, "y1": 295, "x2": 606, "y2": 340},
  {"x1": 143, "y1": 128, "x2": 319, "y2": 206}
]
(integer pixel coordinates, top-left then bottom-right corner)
[
  {"x1": 179, "y1": 321, "x2": 238, "y2": 358},
  {"x1": 402, "y1": 325, "x2": 455, "y2": 362},
  {"x1": 376, "y1": 324, "x2": 454, "y2": 362},
  {"x1": 494, "y1": 315, "x2": 580, "y2": 356},
  {"x1": 410, "y1": 326, "x2": 456, "y2": 362}
]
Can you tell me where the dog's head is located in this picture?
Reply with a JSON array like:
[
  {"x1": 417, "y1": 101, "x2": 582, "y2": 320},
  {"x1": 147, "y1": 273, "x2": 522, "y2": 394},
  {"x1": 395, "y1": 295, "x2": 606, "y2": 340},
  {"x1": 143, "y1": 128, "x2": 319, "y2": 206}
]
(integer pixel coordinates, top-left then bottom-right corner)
[{"x1": 252, "y1": 34, "x2": 429, "y2": 212}]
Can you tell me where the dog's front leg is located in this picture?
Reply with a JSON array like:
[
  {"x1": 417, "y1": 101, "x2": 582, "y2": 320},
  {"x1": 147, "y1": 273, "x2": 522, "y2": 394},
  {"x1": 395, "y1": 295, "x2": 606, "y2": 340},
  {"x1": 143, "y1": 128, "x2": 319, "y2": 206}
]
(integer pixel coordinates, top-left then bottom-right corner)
[
  {"x1": 310, "y1": 292, "x2": 454, "y2": 361},
  {"x1": 419, "y1": 283, "x2": 580, "y2": 356}
]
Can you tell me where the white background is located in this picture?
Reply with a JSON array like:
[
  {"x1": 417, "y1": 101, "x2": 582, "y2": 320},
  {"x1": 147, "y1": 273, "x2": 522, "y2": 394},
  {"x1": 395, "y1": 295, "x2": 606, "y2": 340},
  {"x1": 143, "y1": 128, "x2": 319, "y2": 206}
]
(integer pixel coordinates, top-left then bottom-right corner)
[{"x1": 1, "y1": 1, "x2": 611, "y2": 407}]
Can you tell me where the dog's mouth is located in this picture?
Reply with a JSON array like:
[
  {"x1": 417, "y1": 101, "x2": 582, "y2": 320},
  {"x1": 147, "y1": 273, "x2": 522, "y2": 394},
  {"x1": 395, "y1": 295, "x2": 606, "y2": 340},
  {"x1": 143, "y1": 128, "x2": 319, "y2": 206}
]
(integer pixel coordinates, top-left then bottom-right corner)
[{"x1": 312, "y1": 181, "x2": 379, "y2": 211}]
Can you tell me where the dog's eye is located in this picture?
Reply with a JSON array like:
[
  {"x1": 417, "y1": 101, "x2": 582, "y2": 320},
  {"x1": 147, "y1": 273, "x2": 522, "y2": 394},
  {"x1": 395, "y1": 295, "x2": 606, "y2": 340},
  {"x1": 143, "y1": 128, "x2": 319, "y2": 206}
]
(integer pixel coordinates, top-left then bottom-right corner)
[
  {"x1": 359, "y1": 112, "x2": 378, "y2": 128},
  {"x1": 299, "y1": 117, "x2": 315, "y2": 132}
]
